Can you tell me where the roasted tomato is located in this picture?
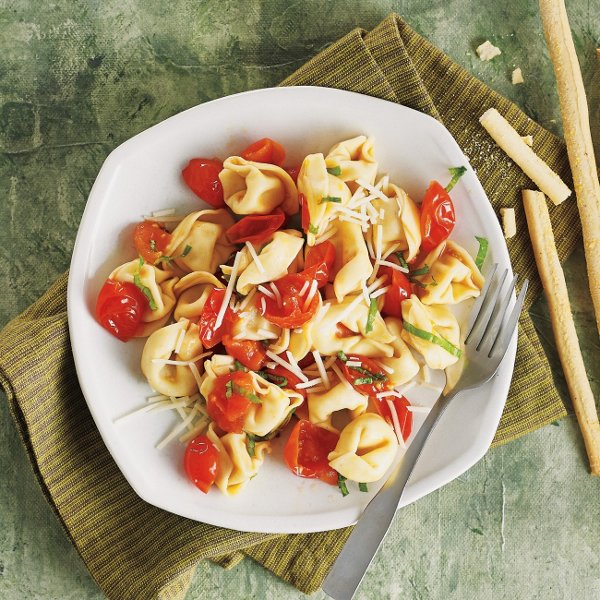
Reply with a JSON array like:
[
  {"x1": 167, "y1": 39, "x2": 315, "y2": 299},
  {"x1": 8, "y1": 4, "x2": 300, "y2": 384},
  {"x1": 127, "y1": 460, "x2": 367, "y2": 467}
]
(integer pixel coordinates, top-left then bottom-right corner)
[
  {"x1": 198, "y1": 287, "x2": 236, "y2": 348},
  {"x1": 240, "y1": 137, "x2": 286, "y2": 166},
  {"x1": 182, "y1": 158, "x2": 224, "y2": 208},
  {"x1": 223, "y1": 338, "x2": 266, "y2": 371},
  {"x1": 379, "y1": 265, "x2": 412, "y2": 318},
  {"x1": 420, "y1": 180, "x2": 456, "y2": 252},
  {"x1": 338, "y1": 354, "x2": 391, "y2": 396},
  {"x1": 95, "y1": 279, "x2": 148, "y2": 342},
  {"x1": 133, "y1": 221, "x2": 171, "y2": 264},
  {"x1": 206, "y1": 371, "x2": 258, "y2": 433},
  {"x1": 225, "y1": 209, "x2": 285, "y2": 245},
  {"x1": 284, "y1": 420, "x2": 340, "y2": 485},
  {"x1": 373, "y1": 395, "x2": 413, "y2": 442},
  {"x1": 184, "y1": 434, "x2": 220, "y2": 493},
  {"x1": 303, "y1": 241, "x2": 336, "y2": 288}
]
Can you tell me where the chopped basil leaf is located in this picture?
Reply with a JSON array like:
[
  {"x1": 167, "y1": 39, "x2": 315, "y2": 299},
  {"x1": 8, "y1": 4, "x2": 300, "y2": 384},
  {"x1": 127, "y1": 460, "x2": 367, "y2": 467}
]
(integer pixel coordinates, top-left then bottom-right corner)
[
  {"x1": 354, "y1": 377, "x2": 374, "y2": 385},
  {"x1": 326, "y1": 166, "x2": 342, "y2": 176},
  {"x1": 256, "y1": 371, "x2": 288, "y2": 387},
  {"x1": 445, "y1": 166, "x2": 467, "y2": 192},
  {"x1": 246, "y1": 434, "x2": 255, "y2": 458},
  {"x1": 231, "y1": 381, "x2": 261, "y2": 404},
  {"x1": 474, "y1": 236, "x2": 489, "y2": 271},
  {"x1": 308, "y1": 223, "x2": 319, "y2": 235},
  {"x1": 149, "y1": 239, "x2": 157, "y2": 252},
  {"x1": 365, "y1": 298, "x2": 377, "y2": 333},
  {"x1": 225, "y1": 380, "x2": 233, "y2": 398},
  {"x1": 410, "y1": 265, "x2": 430, "y2": 277},
  {"x1": 234, "y1": 360, "x2": 247, "y2": 372},
  {"x1": 138, "y1": 256, "x2": 145, "y2": 267},
  {"x1": 133, "y1": 264, "x2": 157, "y2": 311},
  {"x1": 337, "y1": 350, "x2": 348, "y2": 362},
  {"x1": 394, "y1": 252, "x2": 409, "y2": 270},
  {"x1": 181, "y1": 244, "x2": 192, "y2": 257},
  {"x1": 319, "y1": 196, "x2": 342, "y2": 204},
  {"x1": 430, "y1": 275, "x2": 438, "y2": 287},
  {"x1": 348, "y1": 365, "x2": 386, "y2": 381},
  {"x1": 337, "y1": 473, "x2": 349, "y2": 497},
  {"x1": 359, "y1": 482, "x2": 368, "y2": 493},
  {"x1": 154, "y1": 255, "x2": 174, "y2": 266},
  {"x1": 403, "y1": 321, "x2": 462, "y2": 358}
]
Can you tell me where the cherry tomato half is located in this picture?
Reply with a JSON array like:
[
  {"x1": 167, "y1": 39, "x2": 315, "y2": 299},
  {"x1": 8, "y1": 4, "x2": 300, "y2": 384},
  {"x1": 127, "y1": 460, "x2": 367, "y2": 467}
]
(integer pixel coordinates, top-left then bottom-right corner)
[
  {"x1": 259, "y1": 273, "x2": 320, "y2": 329},
  {"x1": 184, "y1": 434, "x2": 219, "y2": 493},
  {"x1": 225, "y1": 209, "x2": 285, "y2": 245},
  {"x1": 206, "y1": 371, "x2": 256, "y2": 433},
  {"x1": 285, "y1": 165, "x2": 301, "y2": 183},
  {"x1": 380, "y1": 265, "x2": 412, "y2": 319},
  {"x1": 304, "y1": 240, "x2": 336, "y2": 288},
  {"x1": 133, "y1": 220, "x2": 171, "y2": 264},
  {"x1": 338, "y1": 355, "x2": 391, "y2": 396},
  {"x1": 182, "y1": 158, "x2": 224, "y2": 208},
  {"x1": 198, "y1": 287, "x2": 236, "y2": 348},
  {"x1": 95, "y1": 279, "x2": 148, "y2": 342},
  {"x1": 420, "y1": 180, "x2": 456, "y2": 252},
  {"x1": 223, "y1": 338, "x2": 266, "y2": 371},
  {"x1": 284, "y1": 420, "x2": 340, "y2": 485},
  {"x1": 263, "y1": 364, "x2": 307, "y2": 399},
  {"x1": 374, "y1": 395, "x2": 413, "y2": 442},
  {"x1": 240, "y1": 137, "x2": 286, "y2": 166}
]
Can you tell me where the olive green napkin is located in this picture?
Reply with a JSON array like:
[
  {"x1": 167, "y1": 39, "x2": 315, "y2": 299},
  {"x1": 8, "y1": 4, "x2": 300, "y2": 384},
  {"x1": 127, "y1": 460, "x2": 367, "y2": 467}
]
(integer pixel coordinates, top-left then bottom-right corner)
[{"x1": 0, "y1": 13, "x2": 578, "y2": 600}]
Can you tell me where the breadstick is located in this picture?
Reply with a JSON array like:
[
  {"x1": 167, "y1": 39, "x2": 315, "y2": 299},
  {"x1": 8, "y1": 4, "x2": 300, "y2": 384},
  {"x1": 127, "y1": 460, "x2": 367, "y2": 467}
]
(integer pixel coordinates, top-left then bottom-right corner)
[
  {"x1": 539, "y1": 0, "x2": 600, "y2": 336},
  {"x1": 479, "y1": 108, "x2": 571, "y2": 205},
  {"x1": 522, "y1": 189, "x2": 600, "y2": 475}
]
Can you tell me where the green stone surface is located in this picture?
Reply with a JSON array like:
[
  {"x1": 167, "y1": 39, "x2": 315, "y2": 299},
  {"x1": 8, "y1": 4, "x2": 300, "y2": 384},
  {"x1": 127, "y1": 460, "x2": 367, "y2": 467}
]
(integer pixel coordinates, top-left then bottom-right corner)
[{"x1": 0, "y1": 1, "x2": 598, "y2": 598}]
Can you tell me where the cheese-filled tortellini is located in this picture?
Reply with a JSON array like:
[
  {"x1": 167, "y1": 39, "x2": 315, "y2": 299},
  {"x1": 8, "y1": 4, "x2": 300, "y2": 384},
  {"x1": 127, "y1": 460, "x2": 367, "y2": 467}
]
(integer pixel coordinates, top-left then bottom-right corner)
[
  {"x1": 401, "y1": 295, "x2": 461, "y2": 370},
  {"x1": 309, "y1": 297, "x2": 394, "y2": 357},
  {"x1": 236, "y1": 230, "x2": 304, "y2": 295},
  {"x1": 110, "y1": 259, "x2": 178, "y2": 337},
  {"x1": 379, "y1": 318, "x2": 420, "y2": 386},
  {"x1": 331, "y1": 221, "x2": 373, "y2": 302},
  {"x1": 308, "y1": 381, "x2": 368, "y2": 432},
  {"x1": 231, "y1": 306, "x2": 280, "y2": 341},
  {"x1": 206, "y1": 424, "x2": 271, "y2": 496},
  {"x1": 173, "y1": 271, "x2": 224, "y2": 321},
  {"x1": 166, "y1": 209, "x2": 235, "y2": 275},
  {"x1": 324, "y1": 135, "x2": 378, "y2": 187},
  {"x1": 297, "y1": 153, "x2": 351, "y2": 245},
  {"x1": 414, "y1": 240, "x2": 484, "y2": 305},
  {"x1": 141, "y1": 321, "x2": 201, "y2": 397},
  {"x1": 371, "y1": 183, "x2": 421, "y2": 262},
  {"x1": 328, "y1": 413, "x2": 399, "y2": 483},
  {"x1": 219, "y1": 156, "x2": 298, "y2": 215},
  {"x1": 200, "y1": 366, "x2": 303, "y2": 438}
]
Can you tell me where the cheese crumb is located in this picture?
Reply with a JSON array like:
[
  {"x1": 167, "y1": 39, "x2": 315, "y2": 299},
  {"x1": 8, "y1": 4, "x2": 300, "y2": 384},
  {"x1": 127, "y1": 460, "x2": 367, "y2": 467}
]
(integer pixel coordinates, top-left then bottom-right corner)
[
  {"x1": 512, "y1": 67, "x2": 524, "y2": 84},
  {"x1": 500, "y1": 207, "x2": 517, "y2": 239},
  {"x1": 476, "y1": 40, "x2": 502, "y2": 61}
]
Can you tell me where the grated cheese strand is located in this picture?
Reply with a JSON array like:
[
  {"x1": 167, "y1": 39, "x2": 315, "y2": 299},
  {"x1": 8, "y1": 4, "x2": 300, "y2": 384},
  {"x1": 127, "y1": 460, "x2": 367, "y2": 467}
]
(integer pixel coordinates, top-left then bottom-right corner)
[
  {"x1": 302, "y1": 280, "x2": 319, "y2": 312},
  {"x1": 188, "y1": 362, "x2": 204, "y2": 390},
  {"x1": 156, "y1": 406, "x2": 199, "y2": 449},
  {"x1": 214, "y1": 251, "x2": 242, "y2": 330},
  {"x1": 238, "y1": 288, "x2": 257, "y2": 312},
  {"x1": 356, "y1": 178, "x2": 389, "y2": 201},
  {"x1": 259, "y1": 296, "x2": 267, "y2": 315},
  {"x1": 331, "y1": 362, "x2": 354, "y2": 392},
  {"x1": 370, "y1": 285, "x2": 391, "y2": 299},
  {"x1": 312, "y1": 351, "x2": 330, "y2": 389},
  {"x1": 345, "y1": 360, "x2": 362, "y2": 368},
  {"x1": 257, "y1": 328, "x2": 279, "y2": 340},
  {"x1": 315, "y1": 227, "x2": 337, "y2": 245},
  {"x1": 377, "y1": 259, "x2": 409, "y2": 273},
  {"x1": 257, "y1": 284, "x2": 276, "y2": 300},
  {"x1": 245, "y1": 241, "x2": 265, "y2": 274},
  {"x1": 295, "y1": 377, "x2": 323, "y2": 390},
  {"x1": 266, "y1": 350, "x2": 308, "y2": 382},
  {"x1": 298, "y1": 280, "x2": 310, "y2": 297},
  {"x1": 386, "y1": 399, "x2": 407, "y2": 449},
  {"x1": 269, "y1": 282, "x2": 283, "y2": 307},
  {"x1": 406, "y1": 405, "x2": 432, "y2": 413}
]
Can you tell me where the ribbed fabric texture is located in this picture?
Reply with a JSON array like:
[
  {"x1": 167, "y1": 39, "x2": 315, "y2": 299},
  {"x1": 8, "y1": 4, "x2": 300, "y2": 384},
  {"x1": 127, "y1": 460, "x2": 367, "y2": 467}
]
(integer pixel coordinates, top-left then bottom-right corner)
[{"x1": 0, "y1": 14, "x2": 575, "y2": 599}]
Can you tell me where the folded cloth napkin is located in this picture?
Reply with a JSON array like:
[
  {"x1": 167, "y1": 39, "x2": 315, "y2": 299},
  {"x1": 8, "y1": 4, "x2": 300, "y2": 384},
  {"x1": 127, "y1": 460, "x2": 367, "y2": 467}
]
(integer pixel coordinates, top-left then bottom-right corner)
[{"x1": 0, "y1": 13, "x2": 579, "y2": 600}]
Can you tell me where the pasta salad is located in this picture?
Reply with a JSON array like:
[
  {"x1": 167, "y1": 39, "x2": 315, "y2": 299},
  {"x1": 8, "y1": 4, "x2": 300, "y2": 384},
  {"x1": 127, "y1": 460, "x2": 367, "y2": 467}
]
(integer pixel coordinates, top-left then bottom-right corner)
[{"x1": 95, "y1": 135, "x2": 486, "y2": 497}]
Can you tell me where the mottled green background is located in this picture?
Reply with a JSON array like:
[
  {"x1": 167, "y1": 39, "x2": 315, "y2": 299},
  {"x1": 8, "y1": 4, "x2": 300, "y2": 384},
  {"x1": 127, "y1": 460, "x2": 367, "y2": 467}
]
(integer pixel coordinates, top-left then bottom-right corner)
[{"x1": 1, "y1": 1, "x2": 599, "y2": 598}]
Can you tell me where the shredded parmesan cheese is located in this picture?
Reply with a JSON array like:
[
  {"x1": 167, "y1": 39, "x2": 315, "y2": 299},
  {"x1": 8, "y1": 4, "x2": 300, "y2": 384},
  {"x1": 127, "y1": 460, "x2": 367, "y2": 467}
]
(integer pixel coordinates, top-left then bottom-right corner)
[
  {"x1": 302, "y1": 280, "x2": 318, "y2": 312},
  {"x1": 312, "y1": 351, "x2": 330, "y2": 389},
  {"x1": 386, "y1": 399, "x2": 407, "y2": 449},
  {"x1": 259, "y1": 296, "x2": 267, "y2": 315},
  {"x1": 376, "y1": 259, "x2": 409, "y2": 273},
  {"x1": 315, "y1": 227, "x2": 337, "y2": 244},
  {"x1": 257, "y1": 328, "x2": 279, "y2": 340},
  {"x1": 257, "y1": 284, "x2": 275, "y2": 300},
  {"x1": 345, "y1": 360, "x2": 363, "y2": 368},
  {"x1": 370, "y1": 285, "x2": 390, "y2": 299},
  {"x1": 375, "y1": 225, "x2": 383, "y2": 260},
  {"x1": 245, "y1": 241, "x2": 265, "y2": 274},
  {"x1": 331, "y1": 362, "x2": 354, "y2": 392},
  {"x1": 188, "y1": 362, "x2": 204, "y2": 390},
  {"x1": 269, "y1": 282, "x2": 282, "y2": 307},
  {"x1": 356, "y1": 179, "x2": 388, "y2": 201},
  {"x1": 295, "y1": 377, "x2": 323, "y2": 390},
  {"x1": 215, "y1": 251, "x2": 242, "y2": 330},
  {"x1": 156, "y1": 405, "x2": 199, "y2": 449},
  {"x1": 266, "y1": 350, "x2": 308, "y2": 382},
  {"x1": 406, "y1": 405, "x2": 432, "y2": 414},
  {"x1": 238, "y1": 288, "x2": 257, "y2": 312},
  {"x1": 298, "y1": 280, "x2": 310, "y2": 297}
]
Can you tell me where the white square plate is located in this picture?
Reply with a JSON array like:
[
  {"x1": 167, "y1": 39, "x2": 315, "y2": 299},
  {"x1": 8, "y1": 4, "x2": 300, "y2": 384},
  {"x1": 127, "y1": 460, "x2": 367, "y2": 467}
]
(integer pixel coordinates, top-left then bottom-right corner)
[{"x1": 67, "y1": 86, "x2": 516, "y2": 534}]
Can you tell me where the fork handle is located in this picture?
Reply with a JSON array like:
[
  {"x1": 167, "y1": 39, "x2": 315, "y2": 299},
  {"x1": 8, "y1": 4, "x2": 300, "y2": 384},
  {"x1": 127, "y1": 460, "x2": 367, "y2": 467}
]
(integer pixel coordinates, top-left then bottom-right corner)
[{"x1": 322, "y1": 391, "x2": 456, "y2": 600}]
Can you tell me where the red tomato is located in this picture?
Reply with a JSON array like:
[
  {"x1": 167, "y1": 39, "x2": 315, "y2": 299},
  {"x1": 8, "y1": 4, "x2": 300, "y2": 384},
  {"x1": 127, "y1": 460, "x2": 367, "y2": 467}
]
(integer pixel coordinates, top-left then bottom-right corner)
[
  {"x1": 95, "y1": 279, "x2": 148, "y2": 342},
  {"x1": 206, "y1": 371, "x2": 256, "y2": 433},
  {"x1": 284, "y1": 420, "x2": 340, "y2": 485},
  {"x1": 259, "y1": 273, "x2": 320, "y2": 328},
  {"x1": 240, "y1": 137, "x2": 286, "y2": 166},
  {"x1": 304, "y1": 241, "x2": 336, "y2": 288},
  {"x1": 420, "y1": 180, "x2": 456, "y2": 252},
  {"x1": 263, "y1": 364, "x2": 307, "y2": 399},
  {"x1": 133, "y1": 221, "x2": 171, "y2": 264},
  {"x1": 380, "y1": 265, "x2": 413, "y2": 318},
  {"x1": 184, "y1": 434, "x2": 219, "y2": 493},
  {"x1": 374, "y1": 395, "x2": 413, "y2": 441},
  {"x1": 299, "y1": 193, "x2": 310, "y2": 232},
  {"x1": 336, "y1": 323, "x2": 356, "y2": 338},
  {"x1": 225, "y1": 209, "x2": 285, "y2": 244},
  {"x1": 338, "y1": 355, "x2": 391, "y2": 396},
  {"x1": 285, "y1": 165, "x2": 300, "y2": 183},
  {"x1": 198, "y1": 287, "x2": 237, "y2": 348},
  {"x1": 182, "y1": 158, "x2": 224, "y2": 208},
  {"x1": 223, "y1": 338, "x2": 266, "y2": 371}
]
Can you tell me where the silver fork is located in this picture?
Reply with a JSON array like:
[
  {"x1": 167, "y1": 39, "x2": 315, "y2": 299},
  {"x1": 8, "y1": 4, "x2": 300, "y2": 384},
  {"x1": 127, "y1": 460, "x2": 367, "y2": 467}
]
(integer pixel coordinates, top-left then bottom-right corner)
[{"x1": 322, "y1": 265, "x2": 528, "y2": 600}]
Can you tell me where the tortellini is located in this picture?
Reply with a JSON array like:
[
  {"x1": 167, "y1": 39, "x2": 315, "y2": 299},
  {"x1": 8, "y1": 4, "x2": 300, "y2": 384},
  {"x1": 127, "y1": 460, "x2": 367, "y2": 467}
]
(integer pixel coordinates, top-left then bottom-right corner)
[
  {"x1": 219, "y1": 156, "x2": 298, "y2": 215},
  {"x1": 110, "y1": 259, "x2": 177, "y2": 337},
  {"x1": 308, "y1": 382, "x2": 368, "y2": 432},
  {"x1": 140, "y1": 321, "x2": 201, "y2": 397},
  {"x1": 401, "y1": 295, "x2": 461, "y2": 370},
  {"x1": 173, "y1": 271, "x2": 224, "y2": 321},
  {"x1": 328, "y1": 413, "x2": 399, "y2": 483},
  {"x1": 414, "y1": 240, "x2": 484, "y2": 305},
  {"x1": 324, "y1": 135, "x2": 378, "y2": 187},
  {"x1": 297, "y1": 153, "x2": 351, "y2": 245},
  {"x1": 206, "y1": 423, "x2": 271, "y2": 496},
  {"x1": 166, "y1": 209, "x2": 235, "y2": 274},
  {"x1": 379, "y1": 318, "x2": 420, "y2": 386},
  {"x1": 371, "y1": 183, "x2": 421, "y2": 262},
  {"x1": 236, "y1": 230, "x2": 304, "y2": 295},
  {"x1": 231, "y1": 307, "x2": 280, "y2": 341},
  {"x1": 309, "y1": 297, "x2": 394, "y2": 357}
]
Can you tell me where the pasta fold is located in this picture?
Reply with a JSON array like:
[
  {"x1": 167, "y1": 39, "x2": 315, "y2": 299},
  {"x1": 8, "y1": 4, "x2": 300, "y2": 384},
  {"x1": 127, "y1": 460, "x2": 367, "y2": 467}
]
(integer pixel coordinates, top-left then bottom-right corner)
[
  {"x1": 308, "y1": 381, "x2": 368, "y2": 432},
  {"x1": 324, "y1": 135, "x2": 378, "y2": 187},
  {"x1": 174, "y1": 271, "x2": 224, "y2": 321},
  {"x1": 379, "y1": 318, "x2": 421, "y2": 386}
]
